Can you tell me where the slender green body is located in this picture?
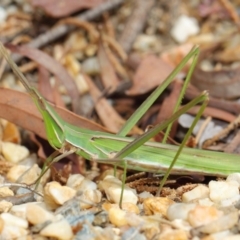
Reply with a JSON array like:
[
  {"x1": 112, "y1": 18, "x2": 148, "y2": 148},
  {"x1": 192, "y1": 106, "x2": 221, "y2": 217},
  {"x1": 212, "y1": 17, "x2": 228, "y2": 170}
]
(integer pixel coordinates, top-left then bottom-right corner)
[
  {"x1": 58, "y1": 122, "x2": 240, "y2": 177},
  {"x1": 1, "y1": 42, "x2": 239, "y2": 178}
]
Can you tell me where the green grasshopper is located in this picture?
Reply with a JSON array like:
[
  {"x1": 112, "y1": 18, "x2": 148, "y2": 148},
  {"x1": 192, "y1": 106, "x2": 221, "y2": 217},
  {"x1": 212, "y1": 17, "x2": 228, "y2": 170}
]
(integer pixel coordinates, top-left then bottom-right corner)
[{"x1": 0, "y1": 42, "x2": 239, "y2": 196}]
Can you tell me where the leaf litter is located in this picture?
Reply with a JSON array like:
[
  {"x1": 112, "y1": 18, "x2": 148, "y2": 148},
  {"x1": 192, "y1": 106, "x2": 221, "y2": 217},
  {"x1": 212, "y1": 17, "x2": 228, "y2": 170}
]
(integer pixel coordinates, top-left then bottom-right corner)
[{"x1": 1, "y1": 0, "x2": 240, "y2": 239}]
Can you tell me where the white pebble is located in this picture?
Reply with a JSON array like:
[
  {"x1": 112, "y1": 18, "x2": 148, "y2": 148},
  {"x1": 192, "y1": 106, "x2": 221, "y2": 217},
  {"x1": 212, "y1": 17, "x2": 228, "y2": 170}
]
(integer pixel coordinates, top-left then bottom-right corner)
[
  {"x1": 182, "y1": 185, "x2": 209, "y2": 203},
  {"x1": 0, "y1": 187, "x2": 14, "y2": 197},
  {"x1": 171, "y1": 15, "x2": 200, "y2": 43},
  {"x1": 209, "y1": 180, "x2": 239, "y2": 203},
  {"x1": 1, "y1": 142, "x2": 29, "y2": 163},
  {"x1": 0, "y1": 7, "x2": 7, "y2": 23},
  {"x1": 0, "y1": 225, "x2": 28, "y2": 239},
  {"x1": 197, "y1": 198, "x2": 214, "y2": 207},
  {"x1": 78, "y1": 178, "x2": 97, "y2": 191},
  {"x1": 0, "y1": 200, "x2": 12, "y2": 213},
  {"x1": 225, "y1": 235, "x2": 240, "y2": 240},
  {"x1": 138, "y1": 191, "x2": 154, "y2": 199},
  {"x1": 99, "y1": 175, "x2": 138, "y2": 204},
  {"x1": 133, "y1": 34, "x2": 160, "y2": 52},
  {"x1": 205, "y1": 230, "x2": 232, "y2": 240},
  {"x1": 40, "y1": 219, "x2": 73, "y2": 239},
  {"x1": 79, "y1": 189, "x2": 102, "y2": 209},
  {"x1": 167, "y1": 203, "x2": 196, "y2": 221},
  {"x1": 44, "y1": 181, "x2": 76, "y2": 209},
  {"x1": 220, "y1": 195, "x2": 240, "y2": 207},
  {"x1": 227, "y1": 173, "x2": 240, "y2": 186},
  {"x1": 6, "y1": 164, "x2": 40, "y2": 184},
  {"x1": 66, "y1": 174, "x2": 85, "y2": 190},
  {"x1": 26, "y1": 204, "x2": 54, "y2": 225},
  {"x1": 82, "y1": 57, "x2": 100, "y2": 75},
  {"x1": 10, "y1": 202, "x2": 41, "y2": 219},
  {"x1": 1, "y1": 212, "x2": 28, "y2": 228},
  {"x1": 143, "y1": 197, "x2": 174, "y2": 217},
  {"x1": 108, "y1": 207, "x2": 128, "y2": 227},
  {"x1": 188, "y1": 205, "x2": 223, "y2": 227},
  {"x1": 196, "y1": 211, "x2": 238, "y2": 234}
]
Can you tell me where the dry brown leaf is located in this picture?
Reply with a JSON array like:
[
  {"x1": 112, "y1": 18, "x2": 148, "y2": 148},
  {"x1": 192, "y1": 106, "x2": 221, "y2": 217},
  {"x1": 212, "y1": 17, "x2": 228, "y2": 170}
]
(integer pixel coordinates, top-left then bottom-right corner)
[
  {"x1": 185, "y1": 84, "x2": 240, "y2": 115},
  {"x1": 126, "y1": 54, "x2": 173, "y2": 95},
  {"x1": 0, "y1": 88, "x2": 109, "y2": 140},
  {"x1": 188, "y1": 106, "x2": 236, "y2": 123},
  {"x1": 161, "y1": 43, "x2": 194, "y2": 69},
  {"x1": 5, "y1": 43, "x2": 79, "y2": 111},
  {"x1": 84, "y1": 74, "x2": 142, "y2": 134},
  {"x1": 38, "y1": 65, "x2": 65, "y2": 107},
  {"x1": 191, "y1": 59, "x2": 240, "y2": 99},
  {"x1": 97, "y1": 39, "x2": 120, "y2": 93},
  {"x1": 154, "y1": 80, "x2": 183, "y2": 139},
  {"x1": 30, "y1": 0, "x2": 105, "y2": 18}
]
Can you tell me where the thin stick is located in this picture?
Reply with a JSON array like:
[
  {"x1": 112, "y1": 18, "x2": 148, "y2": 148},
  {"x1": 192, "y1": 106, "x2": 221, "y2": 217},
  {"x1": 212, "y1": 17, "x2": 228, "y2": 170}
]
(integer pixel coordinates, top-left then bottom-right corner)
[
  {"x1": 195, "y1": 116, "x2": 212, "y2": 146},
  {"x1": 203, "y1": 114, "x2": 240, "y2": 148},
  {"x1": 8, "y1": 0, "x2": 124, "y2": 65}
]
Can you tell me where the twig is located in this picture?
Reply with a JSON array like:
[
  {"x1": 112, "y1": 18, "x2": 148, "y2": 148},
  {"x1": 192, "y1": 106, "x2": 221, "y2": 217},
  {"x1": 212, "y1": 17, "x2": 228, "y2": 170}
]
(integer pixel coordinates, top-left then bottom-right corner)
[
  {"x1": 118, "y1": 0, "x2": 155, "y2": 53},
  {"x1": 203, "y1": 114, "x2": 240, "y2": 148},
  {"x1": 195, "y1": 116, "x2": 212, "y2": 146},
  {"x1": 224, "y1": 130, "x2": 240, "y2": 153},
  {"x1": 10, "y1": 0, "x2": 124, "y2": 64},
  {"x1": 218, "y1": 0, "x2": 240, "y2": 25}
]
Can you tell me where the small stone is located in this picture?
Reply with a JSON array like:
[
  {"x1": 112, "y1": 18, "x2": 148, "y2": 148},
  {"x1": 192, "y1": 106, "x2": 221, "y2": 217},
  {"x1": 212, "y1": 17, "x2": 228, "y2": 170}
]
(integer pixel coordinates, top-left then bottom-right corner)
[
  {"x1": 0, "y1": 225, "x2": 28, "y2": 239},
  {"x1": 78, "y1": 178, "x2": 97, "y2": 191},
  {"x1": 188, "y1": 205, "x2": 223, "y2": 227},
  {"x1": 171, "y1": 219, "x2": 192, "y2": 232},
  {"x1": 79, "y1": 189, "x2": 102, "y2": 209},
  {"x1": 44, "y1": 181, "x2": 76, "y2": 209},
  {"x1": 197, "y1": 198, "x2": 214, "y2": 207},
  {"x1": 196, "y1": 211, "x2": 238, "y2": 234},
  {"x1": 6, "y1": 164, "x2": 41, "y2": 184},
  {"x1": 122, "y1": 202, "x2": 140, "y2": 214},
  {"x1": 1, "y1": 212, "x2": 28, "y2": 228},
  {"x1": 1, "y1": 142, "x2": 29, "y2": 163},
  {"x1": 0, "y1": 187, "x2": 14, "y2": 197},
  {"x1": 66, "y1": 174, "x2": 85, "y2": 190},
  {"x1": 133, "y1": 34, "x2": 160, "y2": 52},
  {"x1": 167, "y1": 203, "x2": 196, "y2": 221},
  {"x1": 220, "y1": 195, "x2": 240, "y2": 207},
  {"x1": 201, "y1": 230, "x2": 231, "y2": 240},
  {"x1": 159, "y1": 229, "x2": 188, "y2": 240},
  {"x1": 227, "y1": 173, "x2": 240, "y2": 186},
  {"x1": 82, "y1": 57, "x2": 100, "y2": 75},
  {"x1": 0, "y1": 200, "x2": 12, "y2": 213},
  {"x1": 143, "y1": 197, "x2": 174, "y2": 217},
  {"x1": 104, "y1": 202, "x2": 140, "y2": 215},
  {"x1": 144, "y1": 220, "x2": 161, "y2": 240},
  {"x1": 0, "y1": 7, "x2": 7, "y2": 23},
  {"x1": 171, "y1": 15, "x2": 200, "y2": 43},
  {"x1": 209, "y1": 180, "x2": 239, "y2": 203},
  {"x1": 182, "y1": 185, "x2": 209, "y2": 203},
  {"x1": 108, "y1": 207, "x2": 128, "y2": 227},
  {"x1": 20, "y1": 164, "x2": 41, "y2": 185},
  {"x1": 138, "y1": 191, "x2": 154, "y2": 199},
  {"x1": 26, "y1": 204, "x2": 54, "y2": 225},
  {"x1": 40, "y1": 219, "x2": 73, "y2": 240},
  {"x1": 11, "y1": 202, "x2": 42, "y2": 219},
  {"x1": 224, "y1": 235, "x2": 240, "y2": 240},
  {"x1": 98, "y1": 175, "x2": 138, "y2": 204},
  {"x1": 0, "y1": 217, "x2": 4, "y2": 232}
]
